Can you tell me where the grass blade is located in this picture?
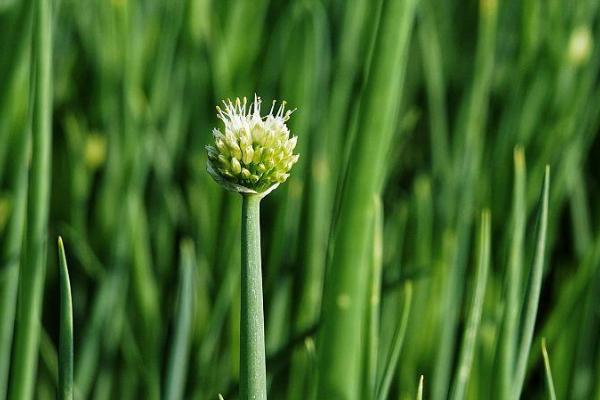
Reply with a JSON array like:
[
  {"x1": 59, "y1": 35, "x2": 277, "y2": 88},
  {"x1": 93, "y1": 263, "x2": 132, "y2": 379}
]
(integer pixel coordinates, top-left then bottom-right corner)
[
  {"x1": 432, "y1": 0, "x2": 497, "y2": 396},
  {"x1": 418, "y1": 0, "x2": 450, "y2": 180},
  {"x1": 541, "y1": 338, "x2": 557, "y2": 400},
  {"x1": 0, "y1": 0, "x2": 33, "y2": 115},
  {"x1": 500, "y1": 147, "x2": 527, "y2": 400},
  {"x1": 57, "y1": 237, "x2": 74, "y2": 400},
  {"x1": 164, "y1": 240, "x2": 196, "y2": 400},
  {"x1": 375, "y1": 282, "x2": 413, "y2": 400},
  {"x1": 512, "y1": 166, "x2": 550, "y2": 399},
  {"x1": 450, "y1": 210, "x2": 491, "y2": 400},
  {"x1": 417, "y1": 375, "x2": 424, "y2": 400},
  {"x1": 317, "y1": 0, "x2": 418, "y2": 396},
  {"x1": 8, "y1": 0, "x2": 53, "y2": 396},
  {"x1": 363, "y1": 196, "x2": 383, "y2": 399},
  {"x1": 0, "y1": 115, "x2": 31, "y2": 399}
]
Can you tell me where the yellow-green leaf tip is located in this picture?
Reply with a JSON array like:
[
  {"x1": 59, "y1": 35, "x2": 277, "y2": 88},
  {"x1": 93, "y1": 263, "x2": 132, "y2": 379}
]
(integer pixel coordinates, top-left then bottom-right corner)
[{"x1": 206, "y1": 95, "x2": 299, "y2": 196}]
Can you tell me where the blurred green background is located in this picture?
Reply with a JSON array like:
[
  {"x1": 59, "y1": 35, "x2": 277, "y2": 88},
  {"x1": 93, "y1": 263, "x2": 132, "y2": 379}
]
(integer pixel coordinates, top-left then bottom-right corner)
[{"x1": 1, "y1": 0, "x2": 600, "y2": 399}]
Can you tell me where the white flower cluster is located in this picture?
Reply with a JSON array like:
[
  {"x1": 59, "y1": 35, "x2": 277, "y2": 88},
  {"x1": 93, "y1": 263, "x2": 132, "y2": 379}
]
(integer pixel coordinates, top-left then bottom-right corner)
[{"x1": 206, "y1": 95, "x2": 299, "y2": 195}]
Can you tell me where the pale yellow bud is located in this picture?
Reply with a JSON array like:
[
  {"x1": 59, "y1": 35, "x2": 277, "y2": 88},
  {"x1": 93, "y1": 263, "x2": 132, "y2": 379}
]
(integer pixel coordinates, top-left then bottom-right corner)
[{"x1": 568, "y1": 26, "x2": 593, "y2": 66}]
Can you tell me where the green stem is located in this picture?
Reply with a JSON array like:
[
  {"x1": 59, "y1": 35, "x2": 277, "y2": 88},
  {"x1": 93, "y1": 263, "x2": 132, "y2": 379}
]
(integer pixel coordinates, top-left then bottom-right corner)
[
  {"x1": 164, "y1": 240, "x2": 195, "y2": 400},
  {"x1": 541, "y1": 339, "x2": 557, "y2": 400},
  {"x1": 58, "y1": 238, "x2": 74, "y2": 400},
  {"x1": 500, "y1": 147, "x2": 526, "y2": 400},
  {"x1": 512, "y1": 166, "x2": 550, "y2": 399},
  {"x1": 450, "y1": 211, "x2": 491, "y2": 400},
  {"x1": 240, "y1": 194, "x2": 267, "y2": 400},
  {"x1": 417, "y1": 375, "x2": 424, "y2": 400},
  {"x1": 0, "y1": 113, "x2": 31, "y2": 400},
  {"x1": 9, "y1": 0, "x2": 52, "y2": 397}
]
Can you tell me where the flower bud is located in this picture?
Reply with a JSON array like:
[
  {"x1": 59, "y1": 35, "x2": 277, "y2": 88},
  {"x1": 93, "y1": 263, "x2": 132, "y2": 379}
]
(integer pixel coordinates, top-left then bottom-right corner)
[
  {"x1": 207, "y1": 95, "x2": 300, "y2": 196},
  {"x1": 568, "y1": 26, "x2": 593, "y2": 66}
]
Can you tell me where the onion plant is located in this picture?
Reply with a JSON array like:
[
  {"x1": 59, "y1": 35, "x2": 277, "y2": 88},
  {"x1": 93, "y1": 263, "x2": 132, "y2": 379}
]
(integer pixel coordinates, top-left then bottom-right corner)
[
  {"x1": 206, "y1": 96, "x2": 299, "y2": 399},
  {"x1": 1, "y1": 0, "x2": 599, "y2": 398},
  {"x1": 57, "y1": 238, "x2": 73, "y2": 400},
  {"x1": 8, "y1": 0, "x2": 52, "y2": 397}
]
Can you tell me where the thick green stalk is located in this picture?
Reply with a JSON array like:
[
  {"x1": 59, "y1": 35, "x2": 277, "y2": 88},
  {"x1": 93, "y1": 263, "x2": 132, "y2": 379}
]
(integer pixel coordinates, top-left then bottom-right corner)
[
  {"x1": 240, "y1": 194, "x2": 267, "y2": 400},
  {"x1": 316, "y1": 0, "x2": 417, "y2": 397},
  {"x1": 9, "y1": 0, "x2": 52, "y2": 397},
  {"x1": 58, "y1": 238, "x2": 74, "y2": 400}
]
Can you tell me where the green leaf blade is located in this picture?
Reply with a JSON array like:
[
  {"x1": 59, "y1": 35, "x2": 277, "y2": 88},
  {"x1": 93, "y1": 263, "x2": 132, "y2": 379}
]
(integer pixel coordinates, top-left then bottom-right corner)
[{"x1": 58, "y1": 237, "x2": 74, "y2": 400}]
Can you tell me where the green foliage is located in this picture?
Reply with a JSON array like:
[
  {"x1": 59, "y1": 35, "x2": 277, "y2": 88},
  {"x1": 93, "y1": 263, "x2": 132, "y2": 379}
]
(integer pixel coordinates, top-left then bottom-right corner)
[
  {"x1": 542, "y1": 339, "x2": 557, "y2": 400},
  {"x1": 0, "y1": 0, "x2": 599, "y2": 399},
  {"x1": 57, "y1": 238, "x2": 74, "y2": 400},
  {"x1": 7, "y1": 0, "x2": 52, "y2": 397}
]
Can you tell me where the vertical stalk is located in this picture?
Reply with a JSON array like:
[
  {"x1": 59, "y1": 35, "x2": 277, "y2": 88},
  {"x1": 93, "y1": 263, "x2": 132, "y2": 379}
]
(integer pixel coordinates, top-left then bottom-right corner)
[
  {"x1": 0, "y1": 0, "x2": 34, "y2": 116},
  {"x1": 417, "y1": 376, "x2": 424, "y2": 400},
  {"x1": 164, "y1": 240, "x2": 196, "y2": 400},
  {"x1": 500, "y1": 147, "x2": 526, "y2": 400},
  {"x1": 316, "y1": 0, "x2": 418, "y2": 397},
  {"x1": 450, "y1": 211, "x2": 491, "y2": 400},
  {"x1": 433, "y1": 0, "x2": 497, "y2": 398},
  {"x1": 240, "y1": 194, "x2": 267, "y2": 400},
  {"x1": 58, "y1": 238, "x2": 74, "y2": 400},
  {"x1": 375, "y1": 282, "x2": 413, "y2": 400},
  {"x1": 512, "y1": 166, "x2": 550, "y2": 399},
  {"x1": 541, "y1": 339, "x2": 557, "y2": 400},
  {"x1": 0, "y1": 116, "x2": 31, "y2": 400},
  {"x1": 9, "y1": 0, "x2": 52, "y2": 397}
]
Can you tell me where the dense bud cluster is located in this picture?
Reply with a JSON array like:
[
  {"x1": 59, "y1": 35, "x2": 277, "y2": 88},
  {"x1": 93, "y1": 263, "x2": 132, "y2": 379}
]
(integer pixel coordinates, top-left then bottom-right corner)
[{"x1": 206, "y1": 95, "x2": 299, "y2": 195}]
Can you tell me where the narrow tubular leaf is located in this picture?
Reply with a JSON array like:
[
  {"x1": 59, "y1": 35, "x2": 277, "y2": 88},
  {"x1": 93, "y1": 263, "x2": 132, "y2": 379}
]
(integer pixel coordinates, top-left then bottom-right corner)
[
  {"x1": 58, "y1": 238, "x2": 74, "y2": 400},
  {"x1": 417, "y1": 375, "x2": 424, "y2": 400},
  {"x1": 0, "y1": 114, "x2": 31, "y2": 399},
  {"x1": 541, "y1": 339, "x2": 557, "y2": 400},
  {"x1": 316, "y1": 0, "x2": 418, "y2": 397},
  {"x1": 418, "y1": 0, "x2": 450, "y2": 180},
  {"x1": 287, "y1": 7, "x2": 333, "y2": 398},
  {"x1": 512, "y1": 166, "x2": 550, "y2": 399},
  {"x1": 500, "y1": 147, "x2": 526, "y2": 400},
  {"x1": 376, "y1": 282, "x2": 413, "y2": 400},
  {"x1": 164, "y1": 240, "x2": 196, "y2": 400},
  {"x1": 450, "y1": 211, "x2": 491, "y2": 400},
  {"x1": 8, "y1": 0, "x2": 53, "y2": 397},
  {"x1": 363, "y1": 196, "x2": 383, "y2": 399},
  {"x1": 432, "y1": 0, "x2": 497, "y2": 396},
  {"x1": 0, "y1": 0, "x2": 34, "y2": 113}
]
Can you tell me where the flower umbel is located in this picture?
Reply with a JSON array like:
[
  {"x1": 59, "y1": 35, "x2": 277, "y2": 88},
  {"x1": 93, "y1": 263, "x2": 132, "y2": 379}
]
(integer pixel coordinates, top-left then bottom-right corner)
[{"x1": 206, "y1": 95, "x2": 299, "y2": 196}]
